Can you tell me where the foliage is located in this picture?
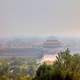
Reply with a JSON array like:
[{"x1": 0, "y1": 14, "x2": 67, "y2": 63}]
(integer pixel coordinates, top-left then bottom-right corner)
[
  {"x1": 0, "y1": 49, "x2": 80, "y2": 80},
  {"x1": 0, "y1": 57, "x2": 36, "y2": 80},
  {"x1": 34, "y1": 48, "x2": 80, "y2": 80}
]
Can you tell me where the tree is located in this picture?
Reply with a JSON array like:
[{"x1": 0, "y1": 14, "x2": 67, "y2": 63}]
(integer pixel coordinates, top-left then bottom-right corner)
[{"x1": 34, "y1": 48, "x2": 80, "y2": 80}]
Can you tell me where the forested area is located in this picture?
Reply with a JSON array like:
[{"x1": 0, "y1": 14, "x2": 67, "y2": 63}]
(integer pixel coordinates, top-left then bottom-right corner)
[
  {"x1": 0, "y1": 57, "x2": 36, "y2": 80},
  {"x1": 0, "y1": 49, "x2": 80, "y2": 80},
  {"x1": 34, "y1": 49, "x2": 80, "y2": 80}
]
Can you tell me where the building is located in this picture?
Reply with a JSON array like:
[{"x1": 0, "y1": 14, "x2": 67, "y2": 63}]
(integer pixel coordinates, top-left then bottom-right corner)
[{"x1": 43, "y1": 39, "x2": 63, "y2": 48}]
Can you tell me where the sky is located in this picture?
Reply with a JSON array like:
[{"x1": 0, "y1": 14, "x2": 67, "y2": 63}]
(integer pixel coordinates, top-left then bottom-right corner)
[{"x1": 0, "y1": 0, "x2": 80, "y2": 38}]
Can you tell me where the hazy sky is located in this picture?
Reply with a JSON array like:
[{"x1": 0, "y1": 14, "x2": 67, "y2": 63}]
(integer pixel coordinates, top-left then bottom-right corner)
[{"x1": 0, "y1": 0, "x2": 80, "y2": 37}]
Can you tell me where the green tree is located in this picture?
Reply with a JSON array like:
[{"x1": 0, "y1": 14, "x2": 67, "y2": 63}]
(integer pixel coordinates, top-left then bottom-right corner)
[{"x1": 34, "y1": 48, "x2": 80, "y2": 80}]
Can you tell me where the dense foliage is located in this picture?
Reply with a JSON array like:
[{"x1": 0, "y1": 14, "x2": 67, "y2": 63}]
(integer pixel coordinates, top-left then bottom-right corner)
[
  {"x1": 34, "y1": 49, "x2": 80, "y2": 80},
  {"x1": 0, "y1": 57, "x2": 37, "y2": 80},
  {"x1": 0, "y1": 49, "x2": 80, "y2": 80}
]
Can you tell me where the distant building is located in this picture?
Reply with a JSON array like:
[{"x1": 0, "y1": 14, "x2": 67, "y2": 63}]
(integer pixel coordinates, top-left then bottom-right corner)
[{"x1": 43, "y1": 39, "x2": 63, "y2": 48}]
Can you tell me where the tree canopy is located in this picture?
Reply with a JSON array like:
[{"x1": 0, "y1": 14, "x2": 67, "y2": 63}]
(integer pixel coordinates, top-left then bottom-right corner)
[{"x1": 34, "y1": 49, "x2": 80, "y2": 80}]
